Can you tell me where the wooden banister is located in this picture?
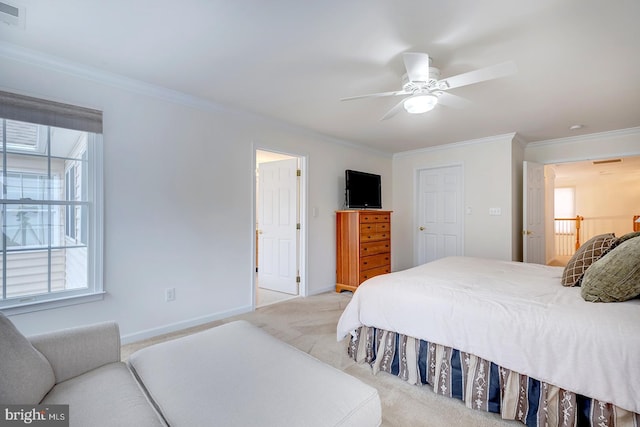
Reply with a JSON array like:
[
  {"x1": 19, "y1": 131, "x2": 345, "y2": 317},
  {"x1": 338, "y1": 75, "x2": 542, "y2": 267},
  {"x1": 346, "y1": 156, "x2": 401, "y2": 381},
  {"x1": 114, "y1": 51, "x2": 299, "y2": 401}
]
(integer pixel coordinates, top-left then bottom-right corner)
[
  {"x1": 554, "y1": 215, "x2": 584, "y2": 249},
  {"x1": 574, "y1": 215, "x2": 584, "y2": 249}
]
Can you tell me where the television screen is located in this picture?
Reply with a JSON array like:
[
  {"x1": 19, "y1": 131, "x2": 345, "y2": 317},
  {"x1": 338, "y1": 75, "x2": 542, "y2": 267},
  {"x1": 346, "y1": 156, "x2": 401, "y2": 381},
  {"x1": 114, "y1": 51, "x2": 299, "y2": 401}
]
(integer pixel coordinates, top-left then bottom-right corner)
[{"x1": 345, "y1": 170, "x2": 382, "y2": 209}]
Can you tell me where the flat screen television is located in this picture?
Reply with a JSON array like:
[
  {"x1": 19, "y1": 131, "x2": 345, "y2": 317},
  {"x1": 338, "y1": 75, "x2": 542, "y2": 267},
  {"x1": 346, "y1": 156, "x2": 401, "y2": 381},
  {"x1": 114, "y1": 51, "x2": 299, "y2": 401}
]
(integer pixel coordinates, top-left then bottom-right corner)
[{"x1": 345, "y1": 169, "x2": 382, "y2": 209}]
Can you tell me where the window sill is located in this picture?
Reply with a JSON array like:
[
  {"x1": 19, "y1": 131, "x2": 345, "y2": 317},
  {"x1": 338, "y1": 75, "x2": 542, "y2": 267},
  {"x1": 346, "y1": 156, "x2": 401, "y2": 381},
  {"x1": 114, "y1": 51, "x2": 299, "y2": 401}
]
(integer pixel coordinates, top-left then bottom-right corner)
[{"x1": 0, "y1": 291, "x2": 106, "y2": 315}]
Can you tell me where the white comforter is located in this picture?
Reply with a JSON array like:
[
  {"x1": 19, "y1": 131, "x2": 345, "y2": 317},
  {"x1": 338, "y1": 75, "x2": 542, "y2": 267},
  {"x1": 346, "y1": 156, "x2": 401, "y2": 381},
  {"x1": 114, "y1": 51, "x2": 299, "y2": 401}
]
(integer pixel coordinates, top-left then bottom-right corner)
[{"x1": 337, "y1": 256, "x2": 640, "y2": 413}]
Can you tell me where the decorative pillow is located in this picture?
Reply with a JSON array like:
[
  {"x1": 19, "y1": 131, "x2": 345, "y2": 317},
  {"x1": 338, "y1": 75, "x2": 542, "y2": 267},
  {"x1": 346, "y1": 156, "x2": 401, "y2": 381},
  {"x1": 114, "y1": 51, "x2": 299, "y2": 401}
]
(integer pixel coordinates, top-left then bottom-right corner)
[
  {"x1": 561, "y1": 233, "x2": 616, "y2": 287},
  {"x1": 609, "y1": 231, "x2": 640, "y2": 252},
  {"x1": 581, "y1": 236, "x2": 640, "y2": 302},
  {"x1": 0, "y1": 312, "x2": 56, "y2": 404}
]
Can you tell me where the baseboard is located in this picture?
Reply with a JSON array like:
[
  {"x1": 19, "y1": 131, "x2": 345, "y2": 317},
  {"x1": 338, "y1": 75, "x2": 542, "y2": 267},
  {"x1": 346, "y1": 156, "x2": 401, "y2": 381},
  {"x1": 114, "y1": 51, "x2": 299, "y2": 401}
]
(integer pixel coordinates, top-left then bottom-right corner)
[
  {"x1": 120, "y1": 304, "x2": 253, "y2": 344},
  {"x1": 308, "y1": 285, "x2": 337, "y2": 296}
]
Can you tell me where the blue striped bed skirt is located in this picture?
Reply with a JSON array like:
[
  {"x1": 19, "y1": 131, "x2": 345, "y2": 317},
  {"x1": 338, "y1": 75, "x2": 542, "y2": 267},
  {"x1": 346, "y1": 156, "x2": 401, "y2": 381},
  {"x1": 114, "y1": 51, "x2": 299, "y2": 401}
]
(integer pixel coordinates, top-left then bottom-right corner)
[{"x1": 348, "y1": 326, "x2": 639, "y2": 427}]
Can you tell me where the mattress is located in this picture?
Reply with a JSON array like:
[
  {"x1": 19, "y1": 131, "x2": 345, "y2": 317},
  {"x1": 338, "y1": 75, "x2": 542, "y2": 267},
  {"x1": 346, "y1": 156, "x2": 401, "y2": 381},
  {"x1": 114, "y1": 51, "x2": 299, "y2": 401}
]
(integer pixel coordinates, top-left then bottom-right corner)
[{"x1": 337, "y1": 256, "x2": 640, "y2": 413}]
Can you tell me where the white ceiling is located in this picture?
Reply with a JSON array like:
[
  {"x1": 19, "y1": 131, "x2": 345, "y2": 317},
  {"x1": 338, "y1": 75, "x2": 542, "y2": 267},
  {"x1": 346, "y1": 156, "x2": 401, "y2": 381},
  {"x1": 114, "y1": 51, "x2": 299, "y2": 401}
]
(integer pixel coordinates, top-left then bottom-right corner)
[{"x1": 1, "y1": 0, "x2": 639, "y2": 154}]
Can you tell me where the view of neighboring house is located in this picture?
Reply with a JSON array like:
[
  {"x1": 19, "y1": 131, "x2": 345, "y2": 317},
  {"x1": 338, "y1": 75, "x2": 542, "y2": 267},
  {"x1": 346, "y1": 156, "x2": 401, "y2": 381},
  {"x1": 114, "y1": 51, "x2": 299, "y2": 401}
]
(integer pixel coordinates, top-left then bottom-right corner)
[{"x1": 1, "y1": 119, "x2": 91, "y2": 299}]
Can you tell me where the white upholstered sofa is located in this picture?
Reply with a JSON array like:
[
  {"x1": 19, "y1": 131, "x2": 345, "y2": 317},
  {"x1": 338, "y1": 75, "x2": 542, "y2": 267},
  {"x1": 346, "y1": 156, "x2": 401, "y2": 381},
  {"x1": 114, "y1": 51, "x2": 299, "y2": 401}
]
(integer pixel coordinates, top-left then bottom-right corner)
[{"x1": 0, "y1": 313, "x2": 381, "y2": 427}]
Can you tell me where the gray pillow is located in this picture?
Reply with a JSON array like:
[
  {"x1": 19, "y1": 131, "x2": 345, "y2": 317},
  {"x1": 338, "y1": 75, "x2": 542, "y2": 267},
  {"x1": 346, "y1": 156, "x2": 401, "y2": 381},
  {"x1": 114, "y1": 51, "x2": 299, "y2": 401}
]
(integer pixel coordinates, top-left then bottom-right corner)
[
  {"x1": 561, "y1": 233, "x2": 616, "y2": 287},
  {"x1": 0, "y1": 312, "x2": 56, "y2": 404},
  {"x1": 581, "y1": 236, "x2": 640, "y2": 302},
  {"x1": 608, "y1": 231, "x2": 640, "y2": 253}
]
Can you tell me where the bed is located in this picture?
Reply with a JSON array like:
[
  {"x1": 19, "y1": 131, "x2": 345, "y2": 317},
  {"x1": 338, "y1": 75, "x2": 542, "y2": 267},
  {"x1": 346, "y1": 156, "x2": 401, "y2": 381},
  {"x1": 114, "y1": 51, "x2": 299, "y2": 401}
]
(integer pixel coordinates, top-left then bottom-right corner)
[{"x1": 337, "y1": 256, "x2": 640, "y2": 427}]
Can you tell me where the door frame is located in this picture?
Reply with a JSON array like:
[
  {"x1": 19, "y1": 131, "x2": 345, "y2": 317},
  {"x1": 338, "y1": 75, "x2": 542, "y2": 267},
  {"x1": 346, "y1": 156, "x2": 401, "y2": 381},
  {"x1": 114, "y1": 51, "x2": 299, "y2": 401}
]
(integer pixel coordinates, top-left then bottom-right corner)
[
  {"x1": 252, "y1": 146, "x2": 307, "y2": 309},
  {"x1": 413, "y1": 163, "x2": 464, "y2": 266}
]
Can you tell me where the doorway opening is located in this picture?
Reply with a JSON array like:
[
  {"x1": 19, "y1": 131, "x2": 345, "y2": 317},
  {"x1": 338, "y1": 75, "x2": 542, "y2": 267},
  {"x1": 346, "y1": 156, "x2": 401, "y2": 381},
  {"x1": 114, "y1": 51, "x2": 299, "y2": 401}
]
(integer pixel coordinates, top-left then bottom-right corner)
[
  {"x1": 254, "y1": 149, "x2": 306, "y2": 308},
  {"x1": 523, "y1": 155, "x2": 640, "y2": 265}
]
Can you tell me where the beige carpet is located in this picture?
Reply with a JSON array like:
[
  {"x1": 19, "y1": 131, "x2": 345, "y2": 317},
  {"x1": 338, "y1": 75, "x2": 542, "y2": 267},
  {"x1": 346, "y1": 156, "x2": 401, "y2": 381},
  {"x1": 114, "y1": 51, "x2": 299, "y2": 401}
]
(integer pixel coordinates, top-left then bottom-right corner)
[{"x1": 122, "y1": 292, "x2": 519, "y2": 427}]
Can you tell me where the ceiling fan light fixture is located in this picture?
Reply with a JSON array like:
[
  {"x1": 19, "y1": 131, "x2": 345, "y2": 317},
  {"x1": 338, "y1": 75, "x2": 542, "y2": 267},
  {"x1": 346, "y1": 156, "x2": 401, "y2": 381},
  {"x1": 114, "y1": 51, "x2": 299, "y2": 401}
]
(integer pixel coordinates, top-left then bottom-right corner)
[{"x1": 403, "y1": 94, "x2": 438, "y2": 114}]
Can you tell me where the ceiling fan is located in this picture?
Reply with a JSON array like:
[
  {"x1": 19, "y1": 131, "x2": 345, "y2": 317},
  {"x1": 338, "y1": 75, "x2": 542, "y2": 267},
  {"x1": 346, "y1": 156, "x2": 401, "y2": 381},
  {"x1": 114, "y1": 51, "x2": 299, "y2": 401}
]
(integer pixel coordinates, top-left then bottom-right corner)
[{"x1": 341, "y1": 52, "x2": 517, "y2": 120}]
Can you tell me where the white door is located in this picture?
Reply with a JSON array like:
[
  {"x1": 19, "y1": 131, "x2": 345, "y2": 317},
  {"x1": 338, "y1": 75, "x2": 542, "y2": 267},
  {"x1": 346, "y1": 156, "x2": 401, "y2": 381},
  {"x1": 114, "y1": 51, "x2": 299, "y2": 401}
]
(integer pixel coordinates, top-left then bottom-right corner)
[
  {"x1": 416, "y1": 165, "x2": 463, "y2": 265},
  {"x1": 257, "y1": 158, "x2": 298, "y2": 294},
  {"x1": 523, "y1": 161, "x2": 545, "y2": 264}
]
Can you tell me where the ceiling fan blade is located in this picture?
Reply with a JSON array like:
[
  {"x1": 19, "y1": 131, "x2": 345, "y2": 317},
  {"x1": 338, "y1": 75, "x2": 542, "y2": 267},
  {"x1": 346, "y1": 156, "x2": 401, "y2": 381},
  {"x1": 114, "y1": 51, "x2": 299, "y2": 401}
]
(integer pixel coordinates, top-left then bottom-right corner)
[
  {"x1": 341, "y1": 90, "x2": 410, "y2": 101},
  {"x1": 403, "y1": 52, "x2": 430, "y2": 82},
  {"x1": 439, "y1": 60, "x2": 517, "y2": 90},
  {"x1": 434, "y1": 91, "x2": 471, "y2": 109},
  {"x1": 380, "y1": 98, "x2": 408, "y2": 121}
]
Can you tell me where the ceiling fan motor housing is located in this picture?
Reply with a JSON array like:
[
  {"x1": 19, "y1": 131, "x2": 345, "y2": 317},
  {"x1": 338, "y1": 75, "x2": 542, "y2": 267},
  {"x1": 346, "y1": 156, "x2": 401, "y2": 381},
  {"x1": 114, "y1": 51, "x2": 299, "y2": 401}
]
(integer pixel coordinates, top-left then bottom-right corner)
[{"x1": 402, "y1": 67, "x2": 442, "y2": 94}]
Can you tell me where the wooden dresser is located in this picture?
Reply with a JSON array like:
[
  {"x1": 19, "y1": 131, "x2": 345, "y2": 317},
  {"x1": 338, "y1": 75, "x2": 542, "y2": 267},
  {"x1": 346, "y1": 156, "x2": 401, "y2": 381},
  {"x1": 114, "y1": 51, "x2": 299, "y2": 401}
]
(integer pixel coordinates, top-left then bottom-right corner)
[{"x1": 336, "y1": 210, "x2": 391, "y2": 292}]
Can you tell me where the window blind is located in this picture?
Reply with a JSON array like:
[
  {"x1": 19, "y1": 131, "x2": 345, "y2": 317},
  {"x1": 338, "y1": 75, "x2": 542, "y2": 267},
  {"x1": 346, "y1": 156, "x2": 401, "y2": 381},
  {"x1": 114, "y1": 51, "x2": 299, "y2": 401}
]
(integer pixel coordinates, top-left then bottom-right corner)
[{"x1": 0, "y1": 90, "x2": 102, "y2": 133}]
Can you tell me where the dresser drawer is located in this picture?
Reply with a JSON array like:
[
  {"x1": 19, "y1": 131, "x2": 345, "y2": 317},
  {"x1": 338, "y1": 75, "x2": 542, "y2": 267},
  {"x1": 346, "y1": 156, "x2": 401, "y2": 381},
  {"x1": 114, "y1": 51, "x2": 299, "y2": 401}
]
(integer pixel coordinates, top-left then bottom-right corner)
[
  {"x1": 360, "y1": 213, "x2": 391, "y2": 223},
  {"x1": 360, "y1": 240, "x2": 390, "y2": 256},
  {"x1": 359, "y1": 253, "x2": 390, "y2": 271},
  {"x1": 359, "y1": 265, "x2": 390, "y2": 283},
  {"x1": 360, "y1": 231, "x2": 390, "y2": 242},
  {"x1": 359, "y1": 222, "x2": 390, "y2": 234}
]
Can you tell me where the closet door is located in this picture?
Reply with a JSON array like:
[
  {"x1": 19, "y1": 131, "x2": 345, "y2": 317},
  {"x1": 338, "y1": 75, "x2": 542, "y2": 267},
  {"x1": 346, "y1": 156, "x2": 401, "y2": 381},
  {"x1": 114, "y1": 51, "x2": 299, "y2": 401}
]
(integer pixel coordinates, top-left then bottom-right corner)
[{"x1": 415, "y1": 165, "x2": 463, "y2": 265}]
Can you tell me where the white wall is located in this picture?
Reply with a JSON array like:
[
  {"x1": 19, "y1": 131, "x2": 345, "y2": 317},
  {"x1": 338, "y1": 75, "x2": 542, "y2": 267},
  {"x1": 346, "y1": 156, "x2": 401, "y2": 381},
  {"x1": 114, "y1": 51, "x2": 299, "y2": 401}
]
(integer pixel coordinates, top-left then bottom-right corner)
[
  {"x1": 392, "y1": 134, "x2": 517, "y2": 271},
  {"x1": 391, "y1": 128, "x2": 640, "y2": 271},
  {"x1": 1, "y1": 51, "x2": 391, "y2": 342}
]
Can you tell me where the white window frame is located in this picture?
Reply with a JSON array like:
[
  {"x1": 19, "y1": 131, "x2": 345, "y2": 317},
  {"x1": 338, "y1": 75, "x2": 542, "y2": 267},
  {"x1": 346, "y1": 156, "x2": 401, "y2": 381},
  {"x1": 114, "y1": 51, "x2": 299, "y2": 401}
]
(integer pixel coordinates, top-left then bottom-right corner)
[{"x1": 0, "y1": 91, "x2": 104, "y2": 314}]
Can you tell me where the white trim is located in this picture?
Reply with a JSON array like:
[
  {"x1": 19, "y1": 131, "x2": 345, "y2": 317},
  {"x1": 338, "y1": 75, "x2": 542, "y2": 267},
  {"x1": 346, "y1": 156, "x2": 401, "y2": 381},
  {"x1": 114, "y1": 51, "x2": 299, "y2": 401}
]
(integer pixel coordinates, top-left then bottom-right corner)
[
  {"x1": 1, "y1": 291, "x2": 105, "y2": 315},
  {"x1": 0, "y1": 42, "x2": 390, "y2": 158},
  {"x1": 394, "y1": 132, "x2": 517, "y2": 159},
  {"x1": 0, "y1": 41, "x2": 228, "y2": 114},
  {"x1": 527, "y1": 127, "x2": 640, "y2": 148},
  {"x1": 308, "y1": 285, "x2": 336, "y2": 296},
  {"x1": 252, "y1": 145, "x2": 308, "y2": 306},
  {"x1": 120, "y1": 304, "x2": 253, "y2": 344},
  {"x1": 0, "y1": 121, "x2": 103, "y2": 313}
]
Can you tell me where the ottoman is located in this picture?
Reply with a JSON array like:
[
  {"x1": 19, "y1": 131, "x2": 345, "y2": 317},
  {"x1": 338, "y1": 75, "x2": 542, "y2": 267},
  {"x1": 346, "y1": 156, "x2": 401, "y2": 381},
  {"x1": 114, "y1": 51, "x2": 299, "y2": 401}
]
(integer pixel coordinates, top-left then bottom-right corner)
[{"x1": 128, "y1": 320, "x2": 381, "y2": 426}]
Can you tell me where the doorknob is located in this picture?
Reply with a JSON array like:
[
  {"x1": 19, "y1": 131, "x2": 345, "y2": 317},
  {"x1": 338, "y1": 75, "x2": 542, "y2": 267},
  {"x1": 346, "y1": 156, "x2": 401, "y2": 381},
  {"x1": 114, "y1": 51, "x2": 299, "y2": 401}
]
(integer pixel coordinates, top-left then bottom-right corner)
[
  {"x1": 419, "y1": 226, "x2": 425, "y2": 231},
  {"x1": 522, "y1": 230, "x2": 532, "y2": 235}
]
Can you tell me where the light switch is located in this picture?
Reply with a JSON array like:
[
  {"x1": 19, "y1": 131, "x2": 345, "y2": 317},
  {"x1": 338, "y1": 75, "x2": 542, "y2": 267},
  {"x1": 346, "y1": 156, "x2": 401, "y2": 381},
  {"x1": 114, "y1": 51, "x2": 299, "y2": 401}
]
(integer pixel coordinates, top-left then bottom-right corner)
[{"x1": 489, "y1": 207, "x2": 502, "y2": 216}]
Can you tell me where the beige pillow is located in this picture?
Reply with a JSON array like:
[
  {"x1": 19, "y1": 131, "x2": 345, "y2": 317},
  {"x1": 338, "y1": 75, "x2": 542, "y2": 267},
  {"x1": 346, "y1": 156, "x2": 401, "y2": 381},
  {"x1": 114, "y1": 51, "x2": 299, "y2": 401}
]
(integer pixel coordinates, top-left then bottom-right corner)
[
  {"x1": 581, "y1": 237, "x2": 640, "y2": 302},
  {"x1": 0, "y1": 312, "x2": 56, "y2": 404},
  {"x1": 561, "y1": 233, "x2": 616, "y2": 287}
]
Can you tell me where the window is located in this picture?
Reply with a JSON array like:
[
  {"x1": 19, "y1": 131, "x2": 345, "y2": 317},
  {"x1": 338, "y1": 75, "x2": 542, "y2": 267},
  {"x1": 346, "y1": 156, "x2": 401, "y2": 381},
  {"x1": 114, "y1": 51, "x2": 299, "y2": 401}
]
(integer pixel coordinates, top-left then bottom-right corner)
[
  {"x1": 554, "y1": 187, "x2": 575, "y2": 218},
  {"x1": 0, "y1": 91, "x2": 103, "y2": 313},
  {"x1": 554, "y1": 187, "x2": 575, "y2": 234}
]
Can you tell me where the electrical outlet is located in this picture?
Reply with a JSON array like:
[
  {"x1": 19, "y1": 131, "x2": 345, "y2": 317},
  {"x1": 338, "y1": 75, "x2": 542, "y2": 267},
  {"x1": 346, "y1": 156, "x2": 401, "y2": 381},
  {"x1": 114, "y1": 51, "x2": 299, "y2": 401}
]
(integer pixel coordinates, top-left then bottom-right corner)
[{"x1": 165, "y1": 288, "x2": 176, "y2": 302}]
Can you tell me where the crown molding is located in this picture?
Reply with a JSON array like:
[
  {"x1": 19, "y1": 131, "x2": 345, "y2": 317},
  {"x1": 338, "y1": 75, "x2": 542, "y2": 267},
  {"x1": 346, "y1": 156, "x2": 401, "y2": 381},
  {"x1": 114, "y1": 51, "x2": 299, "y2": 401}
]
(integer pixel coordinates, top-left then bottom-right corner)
[
  {"x1": 393, "y1": 132, "x2": 517, "y2": 159},
  {"x1": 527, "y1": 127, "x2": 640, "y2": 148},
  {"x1": 0, "y1": 42, "x2": 390, "y2": 157},
  {"x1": 0, "y1": 41, "x2": 235, "y2": 113}
]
